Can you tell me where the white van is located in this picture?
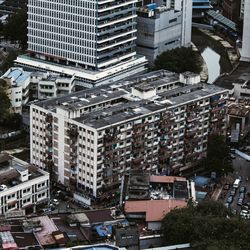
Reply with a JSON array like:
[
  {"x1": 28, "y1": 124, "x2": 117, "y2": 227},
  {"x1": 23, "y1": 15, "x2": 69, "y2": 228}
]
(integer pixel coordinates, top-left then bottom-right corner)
[{"x1": 233, "y1": 179, "x2": 241, "y2": 189}]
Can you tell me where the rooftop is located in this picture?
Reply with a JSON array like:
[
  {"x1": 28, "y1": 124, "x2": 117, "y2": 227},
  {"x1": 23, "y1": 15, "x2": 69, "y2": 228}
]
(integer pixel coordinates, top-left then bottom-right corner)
[
  {"x1": 2, "y1": 67, "x2": 31, "y2": 87},
  {"x1": 124, "y1": 199, "x2": 187, "y2": 222},
  {"x1": 228, "y1": 102, "x2": 250, "y2": 117},
  {"x1": 0, "y1": 155, "x2": 48, "y2": 191},
  {"x1": 34, "y1": 70, "x2": 227, "y2": 129},
  {"x1": 214, "y1": 62, "x2": 250, "y2": 90}
]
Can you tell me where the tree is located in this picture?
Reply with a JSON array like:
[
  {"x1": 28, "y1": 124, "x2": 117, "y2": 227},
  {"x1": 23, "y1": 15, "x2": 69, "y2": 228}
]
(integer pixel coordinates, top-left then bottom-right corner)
[
  {"x1": 162, "y1": 200, "x2": 250, "y2": 250},
  {"x1": 0, "y1": 79, "x2": 11, "y2": 124},
  {"x1": 154, "y1": 47, "x2": 203, "y2": 74},
  {"x1": 3, "y1": 6, "x2": 27, "y2": 49},
  {"x1": 0, "y1": 49, "x2": 18, "y2": 73},
  {"x1": 201, "y1": 134, "x2": 233, "y2": 175}
]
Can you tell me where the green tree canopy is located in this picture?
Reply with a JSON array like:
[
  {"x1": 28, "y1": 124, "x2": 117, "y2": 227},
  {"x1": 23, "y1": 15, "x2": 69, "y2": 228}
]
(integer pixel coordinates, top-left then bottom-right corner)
[
  {"x1": 162, "y1": 200, "x2": 250, "y2": 250},
  {"x1": 202, "y1": 134, "x2": 233, "y2": 175},
  {"x1": 0, "y1": 79, "x2": 11, "y2": 124},
  {"x1": 0, "y1": 79, "x2": 22, "y2": 129},
  {"x1": 3, "y1": 6, "x2": 27, "y2": 49},
  {"x1": 154, "y1": 47, "x2": 203, "y2": 74}
]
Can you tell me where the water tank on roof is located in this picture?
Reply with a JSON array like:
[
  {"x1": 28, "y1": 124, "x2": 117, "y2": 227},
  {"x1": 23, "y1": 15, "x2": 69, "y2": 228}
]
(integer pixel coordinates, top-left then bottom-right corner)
[{"x1": 147, "y1": 3, "x2": 157, "y2": 10}]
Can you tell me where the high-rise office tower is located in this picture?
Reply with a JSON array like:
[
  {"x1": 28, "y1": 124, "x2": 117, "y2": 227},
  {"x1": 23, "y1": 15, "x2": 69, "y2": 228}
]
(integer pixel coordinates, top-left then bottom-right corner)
[
  {"x1": 241, "y1": 0, "x2": 250, "y2": 62},
  {"x1": 16, "y1": 0, "x2": 147, "y2": 86}
]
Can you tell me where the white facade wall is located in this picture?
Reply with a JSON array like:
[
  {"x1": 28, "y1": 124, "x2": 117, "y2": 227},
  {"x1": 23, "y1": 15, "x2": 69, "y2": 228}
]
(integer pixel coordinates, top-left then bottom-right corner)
[
  {"x1": 0, "y1": 160, "x2": 49, "y2": 215},
  {"x1": 30, "y1": 86, "x2": 228, "y2": 197},
  {"x1": 28, "y1": 0, "x2": 139, "y2": 70},
  {"x1": 181, "y1": 0, "x2": 193, "y2": 47},
  {"x1": 241, "y1": 0, "x2": 250, "y2": 62}
]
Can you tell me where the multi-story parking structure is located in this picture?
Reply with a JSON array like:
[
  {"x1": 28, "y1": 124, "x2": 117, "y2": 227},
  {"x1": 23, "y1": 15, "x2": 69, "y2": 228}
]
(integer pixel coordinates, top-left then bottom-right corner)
[{"x1": 30, "y1": 70, "x2": 228, "y2": 198}]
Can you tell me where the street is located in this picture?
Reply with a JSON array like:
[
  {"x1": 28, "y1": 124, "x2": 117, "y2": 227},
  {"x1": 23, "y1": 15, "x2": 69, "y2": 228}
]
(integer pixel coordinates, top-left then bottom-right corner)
[{"x1": 218, "y1": 154, "x2": 250, "y2": 212}]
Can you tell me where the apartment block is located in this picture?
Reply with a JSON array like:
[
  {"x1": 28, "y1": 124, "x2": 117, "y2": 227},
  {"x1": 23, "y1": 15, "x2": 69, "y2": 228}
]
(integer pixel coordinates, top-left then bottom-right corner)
[
  {"x1": 0, "y1": 153, "x2": 50, "y2": 215},
  {"x1": 30, "y1": 70, "x2": 228, "y2": 198}
]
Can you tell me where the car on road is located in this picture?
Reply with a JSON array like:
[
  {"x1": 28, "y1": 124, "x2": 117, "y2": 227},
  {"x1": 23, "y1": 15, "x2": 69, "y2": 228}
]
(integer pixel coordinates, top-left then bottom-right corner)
[
  {"x1": 230, "y1": 154, "x2": 236, "y2": 159},
  {"x1": 230, "y1": 188, "x2": 236, "y2": 196},
  {"x1": 238, "y1": 198, "x2": 244, "y2": 206},
  {"x1": 51, "y1": 199, "x2": 59, "y2": 206},
  {"x1": 240, "y1": 186, "x2": 246, "y2": 193},
  {"x1": 239, "y1": 193, "x2": 245, "y2": 199},
  {"x1": 42, "y1": 208, "x2": 52, "y2": 213},
  {"x1": 240, "y1": 210, "x2": 249, "y2": 215},
  {"x1": 241, "y1": 205, "x2": 249, "y2": 211},
  {"x1": 227, "y1": 195, "x2": 233, "y2": 204}
]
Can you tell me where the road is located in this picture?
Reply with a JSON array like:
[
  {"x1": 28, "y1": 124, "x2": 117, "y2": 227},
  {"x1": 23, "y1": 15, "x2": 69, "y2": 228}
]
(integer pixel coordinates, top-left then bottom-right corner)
[{"x1": 219, "y1": 154, "x2": 250, "y2": 212}]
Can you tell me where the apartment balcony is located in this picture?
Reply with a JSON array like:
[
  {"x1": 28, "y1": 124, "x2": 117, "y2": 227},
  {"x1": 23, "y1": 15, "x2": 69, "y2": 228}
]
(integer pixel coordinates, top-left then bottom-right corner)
[
  {"x1": 98, "y1": 6, "x2": 136, "y2": 20},
  {"x1": 46, "y1": 123, "x2": 52, "y2": 131},
  {"x1": 97, "y1": 51, "x2": 136, "y2": 68},
  {"x1": 186, "y1": 115, "x2": 199, "y2": 123},
  {"x1": 98, "y1": 0, "x2": 137, "y2": 12},
  {"x1": 97, "y1": 14, "x2": 137, "y2": 28},
  {"x1": 68, "y1": 126, "x2": 78, "y2": 139},
  {"x1": 97, "y1": 36, "x2": 136, "y2": 52},
  {"x1": 211, "y1": 100, "x2": 219, "y2": 106},
  {"x1": 97, "y1": 21, "x2": 136, "y2": 36},
  {"x1": 97, "y1": 28, "x2": 136, "y2": 44}
]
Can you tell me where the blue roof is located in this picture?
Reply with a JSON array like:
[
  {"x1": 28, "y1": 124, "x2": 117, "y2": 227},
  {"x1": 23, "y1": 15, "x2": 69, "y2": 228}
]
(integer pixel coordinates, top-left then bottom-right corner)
[
  {"x1": 194, "y1": 176, "x2": 210, "y2": 187},
  {"x1": 6, "y1": 68, "x2": 31, "y2": 87},
  {"x1": 95, "y1": 224, "x2": 112, "y2": 237}
]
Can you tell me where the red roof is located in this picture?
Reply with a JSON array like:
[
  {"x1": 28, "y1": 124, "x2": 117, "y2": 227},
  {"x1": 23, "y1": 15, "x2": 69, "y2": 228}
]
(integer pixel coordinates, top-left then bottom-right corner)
[
  {"x1": 150, "y1": 175, "x2": 186, "y2": 183},
  {"x1": 124, "y1": 199, "x2": 187, "y2": 222}
]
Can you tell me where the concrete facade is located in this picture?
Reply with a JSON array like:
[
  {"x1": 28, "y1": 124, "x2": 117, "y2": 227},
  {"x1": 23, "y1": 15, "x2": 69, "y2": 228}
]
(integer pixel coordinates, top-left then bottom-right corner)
[
  {"x1": 241, "y1": 0, "x2": 250, "y2": 62},
  {"x1": 30, "y1": 70, "x2": 228, "y2": 198}
]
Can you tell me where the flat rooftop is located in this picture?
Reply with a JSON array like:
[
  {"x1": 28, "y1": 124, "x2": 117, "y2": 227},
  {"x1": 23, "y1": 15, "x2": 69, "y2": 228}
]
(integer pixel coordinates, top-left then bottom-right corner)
[
  {"x1": 214, "y1": 62, "x2": 250, "y2": 90},
  {"x1": 33, "y1": 70, "x2": 227, "y2": 129},
  {"x1": 0, "y1": 155, "x2": 46, "y2": 191}
]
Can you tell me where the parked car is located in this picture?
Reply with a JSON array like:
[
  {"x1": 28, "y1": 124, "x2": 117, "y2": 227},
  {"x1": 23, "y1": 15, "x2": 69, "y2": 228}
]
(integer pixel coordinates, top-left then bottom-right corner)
[
  {"x1": 241, "y1": 205, "x2": 249, "y2": 211},
  {"x1": 42, "y1": 208, "x2": 52, "y2": 213},
  {"x1": 51, "y1": 199, "x2": 59, "y2": 206},
  {"x1": 240, "y1": 210, "x2": 249, "y2": 216},
  {"x1": 240, "y1": 186, "x2": 246, "y2": 193},
  {"x1": 230, "y1": 188, "x2": 236, "y2": 196},
  {"x1": 239, "y1": 193, "x2": 245, "y2": 199},
  {"x1": 230, "y1": 154, "x2": 236, "y2": 159},
  {"x1": 0, "y1": 184, "x2": 7, "y2": 191},
  {"x1": 227, "y1": 195, "x2": 233, "y2": 204},
  {"x1": 238, "y1": 198, "x2": 244, "y2": 206}
]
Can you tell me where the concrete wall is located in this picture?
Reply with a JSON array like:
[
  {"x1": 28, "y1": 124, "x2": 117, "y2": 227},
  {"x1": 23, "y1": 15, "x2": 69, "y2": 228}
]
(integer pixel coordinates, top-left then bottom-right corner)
[
  {"x1": 241, "y1": 0, "x2": 250, "y2": 61},
  {"x1": 136, "y1": 9, "x2": 182, "y2": 66}
]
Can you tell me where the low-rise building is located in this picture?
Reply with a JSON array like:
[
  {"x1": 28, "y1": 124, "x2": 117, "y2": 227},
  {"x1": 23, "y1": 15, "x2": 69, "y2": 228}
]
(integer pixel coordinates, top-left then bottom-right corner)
[
  {"x1": 227, "y1": 100, "x2": 250, "y2": 142},
  {"x1": 1, "y1": 67, "x2": 75, "y2": 113},
  {"x1": 0, "y1": 153, "x2": 50, "y2": 215},
  {"x1": 2, "y1": 68, "x2": 31, "y2": 113},
  {"x1": 30, "y1": 70, "x2": 228, "y2": 199}
]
